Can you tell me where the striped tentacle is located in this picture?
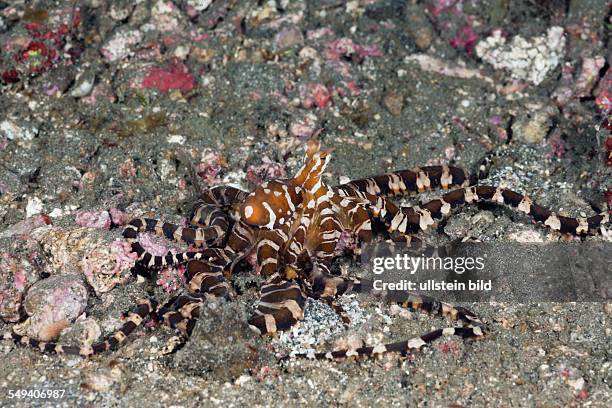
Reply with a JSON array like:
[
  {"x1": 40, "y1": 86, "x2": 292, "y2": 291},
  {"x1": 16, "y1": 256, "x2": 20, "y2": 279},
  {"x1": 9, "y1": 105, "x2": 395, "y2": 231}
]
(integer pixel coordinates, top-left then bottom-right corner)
[
  {"x1": 389, "y1": 186, "x2": 610, "y2": 236},
  {"x1": 332, "y1": 191, "x2": 428, "y2": 251},
  {"x1": 304, "y1": 325, "x2": 483, "y2": 360},
  {"x1": 281, "y1": 138, "x2": 337, "y2": 275},
  {"x1": 187, "y1": 203, "x2": 230, "y2": 233},
  {"x1": 291, "y1": 292, "x2": 485, "y2": 360},
  {"x1": 197, "y1": 185, "x2": 250, "y2": 208},
  {"x1": 125, "y1": 216, "x2": 228, "y2": 247},
  {"x1": 3, "y1": 298, "x2": 157, "y2": 356},
  {"x1": 307, "y1": 271, "x2": 361, "y2": 300},
  {"x1": 335, "y1": 165, "x2": 470, "y2": 198},
  {"x1": 291, "y1": 138, "x2": 333, "y2": 189},
  {"x1": 256, "y1": 226, "x2": 290, "y2": 278},
  {"x1": 184, "y1": 248, "x2": 235, "y2": 296},
  {"x1": 225, "y1": 219, "x2": 255, "y2": 254},
  {"x1": 156, "y1": 294, "x2": 205, "y2": 339},
  {"x1": 309, "y1": 194, "x2": 344, "y2": 274},
  {"x1": 331, "y1": 194, "x2": 373, "y2": 243},
  {"x1": 248, "y1": 278, "x2": 306, "y2": 335},
  {"x1": 123, "y1": 217, "x2": 229, "y2": 269}
]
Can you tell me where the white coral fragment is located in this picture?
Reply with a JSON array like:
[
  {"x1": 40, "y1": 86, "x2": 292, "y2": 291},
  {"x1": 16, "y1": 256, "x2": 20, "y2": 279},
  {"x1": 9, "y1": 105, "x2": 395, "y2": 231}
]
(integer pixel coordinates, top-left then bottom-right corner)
[{"x1": 476, "y1": 27, "x2": 565, "y2": 85}]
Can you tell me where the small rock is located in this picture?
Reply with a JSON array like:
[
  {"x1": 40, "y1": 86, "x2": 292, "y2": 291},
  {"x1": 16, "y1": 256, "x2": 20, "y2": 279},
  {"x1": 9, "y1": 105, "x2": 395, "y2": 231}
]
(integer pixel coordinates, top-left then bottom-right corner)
[
  {"x1": 82, "y1": 366, "x2": 122, "y2": 392},
  {"x1": 70, "y1": 71, "x2": 96, "y2": 97},
  {"x1": 404, "y1": 3, "x2": 433, "y2": 50},
  {"x1": 150, "y1": 0, "x2": 184, "y2": 32},
  {"x1": 75, "y1": 210, "x2": 112, "y2": 229},
  {"x1": 13, "y1": 274, "x2": 88, "y2": 341},
  {"x1": 275, "y1": 27, "x2": 304, "y2": 51},
  {"x1": 30, "y1": 227, "x2": 135, "y2": 295},
  {"x1": 109, "y1": 2, "x2": 134, "y2": 21},
  {"x1": 383, "y1": 92, "x2": 404, "y2": 116},
  {"x1": 0, "y1": 120, "x2": 38, "y2": 141},
  {"x1": 59, "y1": 316, "x2": 101, "y2": 347},
  {"x1": 512, "y1": 104, "x2": 558, "y2": 144},
  {"x1": 101, "y1": 29, "x2": 142, "y2": 63},
  {"x1": 26, "y1": 197, "x2": 44, "y2": 218},
  {"x1": 187, "y1": 0, "x2": 213, "y2": 12}
]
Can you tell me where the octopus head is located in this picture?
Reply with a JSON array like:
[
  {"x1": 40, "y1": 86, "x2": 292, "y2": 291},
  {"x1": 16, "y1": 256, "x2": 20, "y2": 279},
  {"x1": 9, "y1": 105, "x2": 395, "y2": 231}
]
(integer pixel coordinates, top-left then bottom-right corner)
[{"x1": 240, "y1": 180, "x2": 299, "y2": 229}]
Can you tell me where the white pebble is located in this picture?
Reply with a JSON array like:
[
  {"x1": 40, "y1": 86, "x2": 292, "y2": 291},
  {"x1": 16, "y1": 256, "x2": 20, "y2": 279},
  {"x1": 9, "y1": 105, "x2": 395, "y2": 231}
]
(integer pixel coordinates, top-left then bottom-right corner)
[
  {"x1": 167, "y1": 134, "x2": 186, "y2": 144},
  {"x1": 26, "y1": 197, "x2": 43, "y2": 217}
]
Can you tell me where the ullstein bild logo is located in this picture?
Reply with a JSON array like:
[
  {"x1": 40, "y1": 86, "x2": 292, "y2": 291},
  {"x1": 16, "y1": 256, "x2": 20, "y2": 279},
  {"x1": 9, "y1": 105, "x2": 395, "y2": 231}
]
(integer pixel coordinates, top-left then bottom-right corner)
[{"x1": 361, "y1": 242, "x2": 611, "y2": 302}]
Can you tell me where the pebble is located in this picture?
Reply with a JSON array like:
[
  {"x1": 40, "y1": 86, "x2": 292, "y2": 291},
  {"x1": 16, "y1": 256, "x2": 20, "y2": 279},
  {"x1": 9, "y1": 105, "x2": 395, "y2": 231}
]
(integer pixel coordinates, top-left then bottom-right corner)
[
  {"x1": 512, "y1": 104, "x2": 558, "y2": 144},
  {"x1": 187, "y1": 0, "x2": 213, "y2": 12},
  {"x1": 167, "y1": 134, "x2": 186, "y2": 144},
  {"x1": 275, "y1": 26, "x2": 304, "y2": 51},
  {"x1": 26, "y1": 197, "x2": 44, "y2": 218},
  {"x1": 30, "y1": 227, "x2": 135, "y2": 295},
  {"x1": 383, "y1": 92, "x2": 404, "y2": 116},
  {"x1": 70, "y1": 72, "x2": 96, "y2": 98},
  {"x1": 13, "y1": 274, "x2": 88, "y2": 341},
  {"x1": 101, "y1": 29, "x2": 143, "y2": 62},
  {"x1": 0, "y1": 120, "x2": 38, "y2": 141}
]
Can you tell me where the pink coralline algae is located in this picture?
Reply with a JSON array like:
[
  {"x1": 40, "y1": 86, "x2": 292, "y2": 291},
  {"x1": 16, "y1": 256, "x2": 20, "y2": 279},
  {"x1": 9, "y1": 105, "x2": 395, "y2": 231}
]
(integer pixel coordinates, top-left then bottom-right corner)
[
  {"x1": 109, "y1": 208, "x2": 129, "y2": 226},
  {"x1": 109, "y1": 241, "x2": 138, "y2": 277},
  {"x1": 574, "y1": 56, "x2": 605, "y2": 98},
  {"x1": 300, "y1": 83, "x2": 332, "y2": 109},
  {"x1": 246, "y1": 157, "x2": 287, "y2": 185},
  {"x1": 142, "y1": 60, "x2": 195, "y2": 93},
  {"x1": 81, "y1": 84, "x2": 117, "y2": 105},
  {"x1": 138, "y1": 233, "x2": 172, "y2": 257},
  {"x1": 75, "y1": 210, "x2": 112, "y2": 230},
  {"x1": 324, "y1": 38, "x2": 383, "y2": 63},
  {"x1": 595, "y1": 67, "x2": 612, "y2": 114},
  {"x1": 553, "y1": 57, "x2": 606, "y2": 107},
  {"x1": 427, "y1": 0, "x2": 463, "y2": 17},
  {"x1": 290, "y1": 114, "x2": 318, "y2": 139},
  {"x1": 0, "y1": 246, "x2": 40, "y2": 323},
  {"x1": 156, "y1": 265, "x2": 186, "y2": 293},
  {"x1": 307, "y1": 27, "x2": 335, "y2": 40},
  {"x1": 449, "y1": 24, "x2": 478, "y2": 55},
  {"x1": 100, "y1": 29, "x2": 143, "y2": 63},
  {"x1": 437, "y1": 340, "x2": 461, "y2": 355},
  {"x1": 196, "y1": 151, "x2": 227, "y2": 186}
]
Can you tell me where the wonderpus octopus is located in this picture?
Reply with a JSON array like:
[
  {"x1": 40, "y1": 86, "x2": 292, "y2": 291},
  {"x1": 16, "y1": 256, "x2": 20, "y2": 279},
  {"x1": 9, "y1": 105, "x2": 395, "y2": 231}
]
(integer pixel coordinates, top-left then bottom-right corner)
[{"x1": 3, "y1": 139, "x2": 609, "y2": 359}]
